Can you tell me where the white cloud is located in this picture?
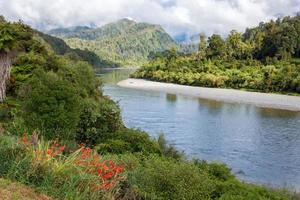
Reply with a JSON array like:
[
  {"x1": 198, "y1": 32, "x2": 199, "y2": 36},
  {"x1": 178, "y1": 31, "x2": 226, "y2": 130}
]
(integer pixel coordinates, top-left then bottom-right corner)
[{"x1": 0, "y1": 0, "x2": 299, "y2": 38}]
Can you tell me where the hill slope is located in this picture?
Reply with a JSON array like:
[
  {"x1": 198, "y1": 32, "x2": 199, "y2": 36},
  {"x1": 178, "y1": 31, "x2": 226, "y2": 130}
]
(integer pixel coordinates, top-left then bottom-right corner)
[
  {"x1": 36, "y1": 31, "x2": 119, "y2": 67},
  {"x1": 48, "y1": 19, "x2": 180, "y2": 66}
]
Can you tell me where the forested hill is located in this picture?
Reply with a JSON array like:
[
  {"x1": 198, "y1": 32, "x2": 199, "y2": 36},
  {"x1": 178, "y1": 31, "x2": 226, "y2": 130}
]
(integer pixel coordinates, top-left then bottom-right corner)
[
  {"x1": 47, "y1": 18, "x2": 191, "y2": 66},
  {"x1": 37, "y1": 31, "x2": 119, "y2": 67}
]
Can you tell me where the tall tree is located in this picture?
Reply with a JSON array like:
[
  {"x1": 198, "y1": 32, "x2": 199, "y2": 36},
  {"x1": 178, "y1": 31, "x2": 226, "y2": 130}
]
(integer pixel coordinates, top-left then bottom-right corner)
[
  {"x1": 227, "y1": 30, "x2": 253, "y2": 59},
  {"x1": 0, "y1": 53, "x2": 12, "y2": 102},
  {"x1": 197, "y1": 33, "x2": 207, "y2": 60},
  {"x1": 206, "y1": 34, "x2": 227, "y2": 59},
  {"x1": 0, "y1": 17, "x2": 33, "y2": 102}
]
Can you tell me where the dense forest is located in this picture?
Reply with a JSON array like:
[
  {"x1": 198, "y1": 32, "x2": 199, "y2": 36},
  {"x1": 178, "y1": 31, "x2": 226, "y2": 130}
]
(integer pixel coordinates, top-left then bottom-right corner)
[
  {"x1": 133, "y1": 14, "x2": 300, "y2": 94},
  {"x1": 0, "y1": 16, "x2": 298, "y2": 199},
  {"x1": 48, "y1": 18, "x2": 197, "y2": 67}
]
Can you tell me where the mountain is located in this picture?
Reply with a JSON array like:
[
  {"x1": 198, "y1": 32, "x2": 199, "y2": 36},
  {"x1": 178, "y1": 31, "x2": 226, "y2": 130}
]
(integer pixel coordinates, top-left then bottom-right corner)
[{"x1": 47, "y1": 19, "x2": 182, "y2": 66}]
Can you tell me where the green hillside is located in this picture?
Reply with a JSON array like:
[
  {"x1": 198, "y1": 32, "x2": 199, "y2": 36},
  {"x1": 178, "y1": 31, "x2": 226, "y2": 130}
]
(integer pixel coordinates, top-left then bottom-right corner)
[
  {"x1": 36, "y1": 31, "x2": 119, "y2": 67},
  {"x1": 48, "y1": 19, "x2": 181, "y2": 66}
]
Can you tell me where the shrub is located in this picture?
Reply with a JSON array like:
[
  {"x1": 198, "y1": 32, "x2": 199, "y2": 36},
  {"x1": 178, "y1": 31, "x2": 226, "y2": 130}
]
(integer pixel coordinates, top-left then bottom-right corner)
[
  {"x1": 157, "y1": 134, "x2": 184, "y2": 160},
  {"x1": 127, "y1": 156, "x2": 216, "y2": 200},
  {"x1": 95, "y1": 128, "x2": 161, "y2": 155},
  {"x1": 214, "y1": 179, "x2": 290, "y2": 200},
  {"x1": 21, "y1": 69, "x2": 81, "y2": 140},
  {"x1": 76, "y1": 97, "x2": 123, "y2": 146},
  {"x1": 194, "y1": 159, "x2": 233, "y2": 181}
]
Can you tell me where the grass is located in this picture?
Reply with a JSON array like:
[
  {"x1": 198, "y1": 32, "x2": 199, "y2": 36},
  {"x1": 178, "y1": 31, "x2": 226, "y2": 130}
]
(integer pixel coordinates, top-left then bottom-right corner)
[{"x1": 0, "y1": 178, "x2": 53, "y2": 200}]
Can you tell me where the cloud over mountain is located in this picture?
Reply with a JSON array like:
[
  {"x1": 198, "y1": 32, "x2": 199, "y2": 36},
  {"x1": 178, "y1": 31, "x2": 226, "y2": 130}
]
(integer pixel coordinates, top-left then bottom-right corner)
[{"x1": 1, "y1": 0, "x2": 299, "y2": 38}]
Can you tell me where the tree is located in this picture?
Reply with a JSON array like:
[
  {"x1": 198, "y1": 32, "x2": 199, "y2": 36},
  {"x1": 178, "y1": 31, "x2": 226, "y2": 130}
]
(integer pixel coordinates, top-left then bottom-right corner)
[
  {"x1": 197, "y1": 33, "x2": 207, "y2": 61},
  {"x1": 227, "y1": 30, "x2": 253, "y2": 59},
  {"x1": 206, "y1": 34, "x2": 227, "y2": 59},
  {"x1": 0, "y1": 18, "x2": 33, "y2": 102}
]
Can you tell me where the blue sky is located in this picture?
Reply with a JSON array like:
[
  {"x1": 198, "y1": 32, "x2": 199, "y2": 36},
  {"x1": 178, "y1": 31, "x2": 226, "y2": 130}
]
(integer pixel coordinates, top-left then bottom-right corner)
[{"x1": 1, "y1": 0, "x2": 299, "y2": 39}]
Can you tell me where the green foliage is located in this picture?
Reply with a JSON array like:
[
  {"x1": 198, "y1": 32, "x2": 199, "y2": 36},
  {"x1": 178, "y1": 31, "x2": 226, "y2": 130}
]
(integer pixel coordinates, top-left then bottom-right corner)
[
  {"x1": 0, "y1": 137, "x2": 125, "y2": 200},
  {"x1": 48, "y1": 19, "x2": 189, "y2": 66},
  {"x1": 37, "y1": 31, "x2": 118, "y2": 67},
  {"x1": 244, "y1": 16, "x2": 300, "y2": 60},
  {"x1": 124, "y1": 155, "x2": 292, "y2": 200},
  {"x1": 21, "y1": 69, "x2": 81, "y2": 140},
  {"x1": 133, "y1": 15, "x2": 300, "y2": 94},
  {"x1": 214, "y1": 179, "x2": 290, "y2": 200},
  {"x1": 197, "y1": 33, "x2": 207, "y2": 60},
  {"x1": 76, "y1": 97, "x2": 123, "y2": 146},
  {"x1": 128, "y1": 155, "x2": 216, "y2": 200},
  {"x1": 206, "y1": 34, "x2": 228, "y2": 59},
  {"x1": 0, "y1": 16, "x2": 112, "y2": 143},
  {"x1": 0, "y1": 139, "x2": 295, "y2": 200},
  {"x1": 0, "y1": 18, "x2": 32, "y2": 53},
  {"x1": 157, "y1": 134, "x2": 184, "y2": 160},
  {"x1": 96, "y1": 128, "x2": 161, "y2": 155},
  {"x1": 194, "y1": 159, "x2": 233, "y2": 181}
]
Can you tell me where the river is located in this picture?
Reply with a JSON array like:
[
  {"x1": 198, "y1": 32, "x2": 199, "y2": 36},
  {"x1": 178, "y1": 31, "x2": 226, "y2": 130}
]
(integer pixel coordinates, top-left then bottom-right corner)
[{"x1": 98, "y1": 68, "x2": 300, "y2": 190}]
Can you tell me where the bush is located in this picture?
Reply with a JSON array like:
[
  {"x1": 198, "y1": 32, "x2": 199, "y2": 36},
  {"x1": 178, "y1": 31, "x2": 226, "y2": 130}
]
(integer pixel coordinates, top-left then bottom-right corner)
[
  {"x1": 21, "y1": 69, "x2": 81, "y2": 140},
  {"x1": 96, "y1": 128, "x2": 161, "y2": 155},
  {"x1": 76, "y1": 97, "x2": 123, "y2": 146},
  {"x1": 127, "y1": 156, "x2": 216, "y2": 200},
  {"x1": 214, "y1": 180, "x2": 290, "y2": 200},
  {"x1": 157, "y1": 134, "x2": 184, "y2": 160},
  {"x1": 194, "y1": 159, "x2": 233, "y2": 181}
]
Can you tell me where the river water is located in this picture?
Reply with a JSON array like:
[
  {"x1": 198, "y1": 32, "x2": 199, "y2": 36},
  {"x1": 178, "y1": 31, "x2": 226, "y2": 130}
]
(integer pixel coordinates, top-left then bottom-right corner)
[{"x1": 99, "y1": 68, "x2": 300, "y2": 190}]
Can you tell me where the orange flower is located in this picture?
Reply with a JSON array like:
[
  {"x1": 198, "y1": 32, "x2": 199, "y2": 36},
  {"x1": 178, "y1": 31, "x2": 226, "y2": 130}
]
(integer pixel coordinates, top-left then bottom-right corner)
[
  {"x1": 102, "y1": 182, "x2": 114, "y2": 190},
  {"x1": 17, "y1": 133, "x2": 30, "y2": 145},
  {"x1": 74, "y1": 146, "x2": 125, "y2": 191},
  {"x1": 103, "y1": 171, "x2": 114, "y2": 179}
]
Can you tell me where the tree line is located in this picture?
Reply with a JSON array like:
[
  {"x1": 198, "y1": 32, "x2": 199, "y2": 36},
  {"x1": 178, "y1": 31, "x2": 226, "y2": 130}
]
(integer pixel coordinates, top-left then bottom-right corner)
[{"x1": 133, "y1": 14, "x2": 300, "y2": 94}]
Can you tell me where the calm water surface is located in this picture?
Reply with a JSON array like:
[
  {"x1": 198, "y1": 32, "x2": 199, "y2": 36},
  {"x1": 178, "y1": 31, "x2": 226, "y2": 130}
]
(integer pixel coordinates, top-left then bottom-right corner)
[{"x1": 99, "y1": 68, "x2": 300, "y2": 190}]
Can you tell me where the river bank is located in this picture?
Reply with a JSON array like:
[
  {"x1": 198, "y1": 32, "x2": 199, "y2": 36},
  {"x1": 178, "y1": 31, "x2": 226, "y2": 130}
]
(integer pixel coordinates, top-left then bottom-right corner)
[{"x1": 118, "y1": 78, "x2": 300, "y2": 111}]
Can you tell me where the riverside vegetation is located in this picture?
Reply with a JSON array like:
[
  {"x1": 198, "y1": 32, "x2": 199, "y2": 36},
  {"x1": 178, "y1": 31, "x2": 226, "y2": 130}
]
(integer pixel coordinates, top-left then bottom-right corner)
[
  {"x1": 132, "y1": 14, "x2": 300, "y2": 95},
  {"x1": 0, "y1": 16, "x2": 299, "y2": 200}
]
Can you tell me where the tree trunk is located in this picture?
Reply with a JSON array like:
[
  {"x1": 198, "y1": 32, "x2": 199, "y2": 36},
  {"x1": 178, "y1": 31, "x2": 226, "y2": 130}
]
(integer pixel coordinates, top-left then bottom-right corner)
[{"x1": 0, "y1": 53, "x2": 12, "y2": 102}]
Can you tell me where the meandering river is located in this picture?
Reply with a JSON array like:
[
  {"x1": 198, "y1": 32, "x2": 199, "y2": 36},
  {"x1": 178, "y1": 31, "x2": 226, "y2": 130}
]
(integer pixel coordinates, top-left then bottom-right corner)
[{"x1": 99, "y1": 68, "x2": 300, "y2": 190}]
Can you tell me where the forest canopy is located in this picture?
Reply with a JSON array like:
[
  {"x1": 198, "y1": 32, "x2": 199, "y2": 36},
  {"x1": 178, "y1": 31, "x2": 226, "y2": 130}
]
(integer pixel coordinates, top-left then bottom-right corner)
[{"x1": 132, "y1": 14, "x2": 300, "y2": 94}]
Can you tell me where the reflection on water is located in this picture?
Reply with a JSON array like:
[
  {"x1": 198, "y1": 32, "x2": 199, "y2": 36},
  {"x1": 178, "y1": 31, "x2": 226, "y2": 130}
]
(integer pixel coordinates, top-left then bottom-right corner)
[
  {"x1": 97, "y1": 68, "x2": 135, "y2": 85},
  {"x1": 198, "y1": 98, "x2": 225, "y2": 113},
  {"x1": 100, "y1": 68, "x2": 300, "y2": 190},
  {"x1": 256, "y1": 107, "x2": 300, "y2": 119},
  {"x1": 166, "y1": 93, "x2": 177, "y2": 103}
]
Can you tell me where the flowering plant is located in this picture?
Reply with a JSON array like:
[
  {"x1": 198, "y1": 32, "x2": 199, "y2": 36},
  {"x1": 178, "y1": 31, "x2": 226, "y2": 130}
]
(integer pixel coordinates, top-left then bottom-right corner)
[
  {"x1": 17, "y1": 132, "x2": 125, "y2": 191},
  {"x1": 74, "y1": 147, "x2": 125, "y2": 191}
]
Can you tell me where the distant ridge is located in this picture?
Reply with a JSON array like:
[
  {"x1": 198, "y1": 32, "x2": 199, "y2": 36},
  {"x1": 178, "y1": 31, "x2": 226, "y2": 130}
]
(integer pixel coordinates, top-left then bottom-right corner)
[{"x1": 47, "y1": 19, "x2": 196, "y2": 66}]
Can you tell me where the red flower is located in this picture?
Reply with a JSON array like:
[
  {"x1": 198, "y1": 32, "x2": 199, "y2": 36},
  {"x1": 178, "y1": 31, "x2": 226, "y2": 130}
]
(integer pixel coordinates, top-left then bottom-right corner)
[
  {"x1": 60, "y1": 146, "x2": 65, "y2": 151},
  {"x1": 103, "y1": 171, "x2": 114, "y2": 180},
  {"x1": 73, "y1": 146, "x2": 125, "y2": 191}
]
